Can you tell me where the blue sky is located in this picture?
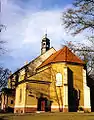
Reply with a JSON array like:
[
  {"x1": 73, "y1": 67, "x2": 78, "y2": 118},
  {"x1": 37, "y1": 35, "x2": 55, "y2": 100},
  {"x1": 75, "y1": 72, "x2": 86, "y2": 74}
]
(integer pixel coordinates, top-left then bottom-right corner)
[
  {"x1": 0, "y1": 0, "x2": 88, "y2": 72},
  {"x1": 15, "y1": 0, "x2": 73, "y2": 10}
]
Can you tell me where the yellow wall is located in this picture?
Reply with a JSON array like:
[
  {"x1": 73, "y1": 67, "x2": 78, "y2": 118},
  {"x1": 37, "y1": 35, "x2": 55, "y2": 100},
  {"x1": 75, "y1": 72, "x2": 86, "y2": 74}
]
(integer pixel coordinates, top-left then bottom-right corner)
[
  {"x1": 28, "y1": 63, "x2": 65, "y2": 109},
  {"x1": 36, "y1": 63, "x2": 84, "y2": 108},
  {"x1": 8, "y1": 96, "x2": 15, "y2": 108},
  {"x1": 1, "y1": 94, "x2": 15, "y2": 109},
  {"x1": 14, "y1": 62, "x2": 84, "y2": 112},
  {"x1": 50, "y1": 63, "x2": 84, "y2": 107},
  {"x1": 29, "y1": 66, "x2": 51, "y2": 82},
  {"x1": 67, "y1": 64, "x2": 84, "y2": 106},
  {"x1": 26, "y1": 82, "x2": 50, "y2": 107},
  {"x1": 8, "y1": 76, "x2": 16, "y2": 89},
  {"x1": 18, "y1": 69, "x2": 25, "y2": 82},
  {"x1": 28, "y1": 62, "x2": 84, "y2": 109},
  {"x1": 15, "y1": 83, "x2": 26, "y2": 107},
  {"x1": 15, "y1": 82, "x2": 50, "y2": 108},
  {"x1": 50, "y1": 63, "x2": 65, "y2": 108}
]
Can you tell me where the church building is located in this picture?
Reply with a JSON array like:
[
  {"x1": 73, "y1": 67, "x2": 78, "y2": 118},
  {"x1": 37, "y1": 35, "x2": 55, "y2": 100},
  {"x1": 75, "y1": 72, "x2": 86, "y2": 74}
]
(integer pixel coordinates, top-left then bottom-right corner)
[{"x1": 1, "y1": 34, "x2": 91, "y2": 113}]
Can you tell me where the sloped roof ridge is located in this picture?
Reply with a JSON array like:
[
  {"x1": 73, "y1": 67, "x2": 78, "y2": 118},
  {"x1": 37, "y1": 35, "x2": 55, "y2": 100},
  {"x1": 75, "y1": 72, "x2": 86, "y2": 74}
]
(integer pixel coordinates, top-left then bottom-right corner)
[
  {"x1": 37, "y1": 47, "x2": 62, "y2": 67},
  {"x1": 74, "y1": 52, "x2": 84, "y2": 62},
  {"x1": 37, "y1": 46, "x2": 66, "y2": 69},
  {"x1": 52, "y1": 48, "x2": 63, "y2": 62},
  {"x1": 67, "y1": 46, "x2": 84, "y2": 63},
  {"x1": 65, "y1": 46, "x2": 67, "y2": 61},
  {"x1": 52, "y1": 46, "x2": 69, "y2": 62},
  {"x1": 63, "y1": 46, "x2": 84, "y2": 63},
  {"x1": 9, "y1": 47, "x2": 56, "y2": 77},
  {"x1": 37, "y1": 52, "x2": 54, "y2": 66},
  {"x1": 38, "y1": 46, "x2": 85, "y2": 69}
]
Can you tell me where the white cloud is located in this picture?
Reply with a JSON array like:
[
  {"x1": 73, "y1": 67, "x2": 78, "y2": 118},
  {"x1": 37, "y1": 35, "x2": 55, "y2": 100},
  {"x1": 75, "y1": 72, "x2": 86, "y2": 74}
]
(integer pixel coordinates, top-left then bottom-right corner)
[{"x1": 0, "y1": 0, "x2": 87, "y2": 71}]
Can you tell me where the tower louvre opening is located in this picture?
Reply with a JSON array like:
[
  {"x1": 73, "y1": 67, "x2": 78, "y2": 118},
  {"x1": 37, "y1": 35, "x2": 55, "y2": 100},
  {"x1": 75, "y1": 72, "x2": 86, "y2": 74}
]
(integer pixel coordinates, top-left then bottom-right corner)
[{"x1": 41, "y1": 34, "x2": 50, "y2": 54}]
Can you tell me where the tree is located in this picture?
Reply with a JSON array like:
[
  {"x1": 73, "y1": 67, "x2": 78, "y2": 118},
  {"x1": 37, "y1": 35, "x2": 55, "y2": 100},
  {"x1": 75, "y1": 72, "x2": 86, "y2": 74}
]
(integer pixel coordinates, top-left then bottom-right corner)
[
  {"x1": 0, "y1": 24, "x2": 6, "y2": 33},
  {"x1": 0, "y1": 67, "x2": 10, "y2": 92},
  {"x1": 0, "y1": 25, "x2": 9, "y2": 91},
  {"x1": 62, "y1": 40, "x2": 94, "y2": 83},
  {"x1": 0, "y1": 0, "x2": 6, "y2": 54},
  {"x1": 62, "y1": 0, "x2": 94, "y2": 36},
  {"x1": 62, "y1": 0, "x2": 94, "y2": 81},
  {"x1": 0, "y1": 24, "x2": 6, "y2": 55}
]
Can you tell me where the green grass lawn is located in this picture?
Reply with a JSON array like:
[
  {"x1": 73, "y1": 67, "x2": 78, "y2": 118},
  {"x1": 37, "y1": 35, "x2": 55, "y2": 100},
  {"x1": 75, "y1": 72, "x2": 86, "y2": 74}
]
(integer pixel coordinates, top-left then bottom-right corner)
[{"x1": 0, "y1": 112, "x2": 94, "y2": 120}]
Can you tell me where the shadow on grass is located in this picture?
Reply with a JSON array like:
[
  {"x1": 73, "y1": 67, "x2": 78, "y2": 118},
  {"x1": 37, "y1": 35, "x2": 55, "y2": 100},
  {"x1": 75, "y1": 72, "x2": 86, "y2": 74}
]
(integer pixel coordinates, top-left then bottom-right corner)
[{"x1": 0, "y1": 116, "x2": 9, "y2": 120}]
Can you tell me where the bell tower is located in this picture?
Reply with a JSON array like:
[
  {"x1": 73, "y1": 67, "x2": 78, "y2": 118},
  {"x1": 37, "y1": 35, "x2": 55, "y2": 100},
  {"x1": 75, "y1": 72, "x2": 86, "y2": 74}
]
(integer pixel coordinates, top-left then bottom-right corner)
[{"x1": 41, "y1": 34, "x2": 50, "y2": 54}]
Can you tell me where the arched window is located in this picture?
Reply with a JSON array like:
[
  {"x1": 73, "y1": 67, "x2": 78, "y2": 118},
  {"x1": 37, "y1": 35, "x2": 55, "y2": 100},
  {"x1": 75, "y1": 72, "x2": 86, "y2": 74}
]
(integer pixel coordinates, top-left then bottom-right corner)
[{"x1": 56, "y1": 73, "x2": 62, "y2": 86}]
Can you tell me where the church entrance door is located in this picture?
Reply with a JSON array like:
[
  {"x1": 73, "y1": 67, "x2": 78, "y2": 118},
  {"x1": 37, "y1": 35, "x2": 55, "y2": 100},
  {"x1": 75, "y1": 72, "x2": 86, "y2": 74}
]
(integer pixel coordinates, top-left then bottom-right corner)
[
  {"x1": 37, "y1": 97, "x2": 51, "y2": 112},
  {"x1": 41, "y1": 100, "x2": 45, "y2": 111},
  {"x1": 37, "y1": 97, "x2": 46, "y2": 111}
]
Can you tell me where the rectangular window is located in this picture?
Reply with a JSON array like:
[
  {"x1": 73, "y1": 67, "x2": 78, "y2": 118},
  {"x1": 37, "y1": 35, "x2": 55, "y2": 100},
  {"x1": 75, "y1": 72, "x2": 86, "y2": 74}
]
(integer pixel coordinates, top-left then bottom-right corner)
[
  {"x1": 56, "y1": 73, "x2": 62, "y2": 86},
  {"x1": 19, "y1": 89, "x2": 22, "y2": 103},
  {"x1": 11, "y1": 100, "x2": 13, "y2": 104}
]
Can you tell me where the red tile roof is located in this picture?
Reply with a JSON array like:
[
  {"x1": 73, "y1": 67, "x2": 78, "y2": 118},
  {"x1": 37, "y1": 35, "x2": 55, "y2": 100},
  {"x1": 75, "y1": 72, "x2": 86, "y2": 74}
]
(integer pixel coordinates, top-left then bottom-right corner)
[{"x1": 38, "y1": 46, "x2": 85, "y2": 69}]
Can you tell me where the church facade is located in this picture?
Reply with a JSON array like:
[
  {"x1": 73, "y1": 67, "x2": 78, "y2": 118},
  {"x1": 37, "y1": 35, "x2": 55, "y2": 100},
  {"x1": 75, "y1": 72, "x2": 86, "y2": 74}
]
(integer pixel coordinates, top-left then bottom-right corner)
[{"x1": 1, "y1": 35, "x2": 91, "y2": 113}]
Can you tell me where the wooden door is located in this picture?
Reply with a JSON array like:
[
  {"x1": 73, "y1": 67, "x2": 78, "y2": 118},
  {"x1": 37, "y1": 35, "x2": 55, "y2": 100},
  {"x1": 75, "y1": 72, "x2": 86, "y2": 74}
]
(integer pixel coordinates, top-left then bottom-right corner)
[{"x1": 41, "y1": 101, "x2": 45, "y2": 111}]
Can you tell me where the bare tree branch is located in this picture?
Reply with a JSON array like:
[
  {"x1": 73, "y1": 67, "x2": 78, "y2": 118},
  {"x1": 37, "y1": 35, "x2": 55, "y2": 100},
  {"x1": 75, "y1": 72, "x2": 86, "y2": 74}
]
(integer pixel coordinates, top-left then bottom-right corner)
[
  {"x1": 0, "y1": 67, "x2": 10, "y2": 92},
  {"x1": 62, "y1": 0, "x2": 94, "y2": 35}
]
